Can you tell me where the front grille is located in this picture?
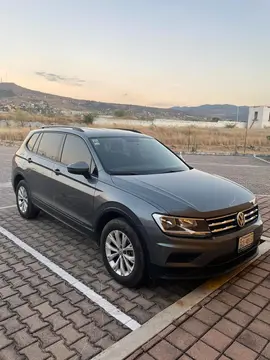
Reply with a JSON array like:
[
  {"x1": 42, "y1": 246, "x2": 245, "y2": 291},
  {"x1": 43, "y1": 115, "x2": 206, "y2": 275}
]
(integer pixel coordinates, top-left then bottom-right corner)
[{"x1": 207, "y1": 204, "x2": 259, "y2": 235}]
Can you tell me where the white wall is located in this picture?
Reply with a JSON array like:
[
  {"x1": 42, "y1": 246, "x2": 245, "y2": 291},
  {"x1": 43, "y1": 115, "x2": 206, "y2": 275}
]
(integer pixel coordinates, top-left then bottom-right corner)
[
  {"x1": 262, "y1": 107, "x2": 270, "y2": 127},
  {"x1": 0, "y1": 115, "x2": 246, "y2": 129},
  {"x1": 95, "y1": 117, "x2": 246, "y2": 129},
  {"x1": 248, "y1": 106, "x2": 270, "y2": 129}
]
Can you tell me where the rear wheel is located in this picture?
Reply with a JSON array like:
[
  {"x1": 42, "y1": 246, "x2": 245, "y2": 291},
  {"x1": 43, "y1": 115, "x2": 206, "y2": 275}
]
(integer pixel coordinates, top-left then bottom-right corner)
[
  {"x1": 100, "y1": 218, "x2": 146, "y2": 287},
  {"x1": 16, "y1": 180, "x2": 39, "y2": 219}
]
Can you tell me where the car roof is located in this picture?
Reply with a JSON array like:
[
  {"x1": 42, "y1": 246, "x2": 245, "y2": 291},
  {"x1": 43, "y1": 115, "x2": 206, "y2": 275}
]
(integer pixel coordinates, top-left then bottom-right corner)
[{"x1": 36, "y1": 126, "x2": 151, "y2": 138}]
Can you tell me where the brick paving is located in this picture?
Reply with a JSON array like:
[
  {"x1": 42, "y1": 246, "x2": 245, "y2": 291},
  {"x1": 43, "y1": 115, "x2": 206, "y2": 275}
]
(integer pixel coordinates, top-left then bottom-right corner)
[
  {"x1": 0, "y1": 234, "x2": 130, "y2": 359},
  {"x1": 126, "y1": 200, "x2": 270, "y2": 360},
  {"x1": 0, "y1": 148, "x2": 270, "y2": 359},
  {"x1": 0, "y1": 186, "x2": 15, "y2": 208},
  {"x1": 0, "y1": 209, "x2": 201, "y2": 325},
  {"x1": 0, "y1": 195, "x2": 268, "y2": 328},
  {"x1": 126, "y1": 251, "x2": 270, "y2": 360},
  {"x1": 258, "y1": 195, "x2": 270, "y2": 238}
]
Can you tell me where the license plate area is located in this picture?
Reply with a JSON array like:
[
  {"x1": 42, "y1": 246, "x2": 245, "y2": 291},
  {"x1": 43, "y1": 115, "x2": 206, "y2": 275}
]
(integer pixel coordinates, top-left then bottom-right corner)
[{"x1": 238, "y1": 232, "x2": 254, "y2": 252}]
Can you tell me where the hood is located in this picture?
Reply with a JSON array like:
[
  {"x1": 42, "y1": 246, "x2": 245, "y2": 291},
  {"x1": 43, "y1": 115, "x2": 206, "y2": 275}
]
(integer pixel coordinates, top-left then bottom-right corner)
[{"x1": 111, "y1": 169, "x2": 255, "y2": 218}]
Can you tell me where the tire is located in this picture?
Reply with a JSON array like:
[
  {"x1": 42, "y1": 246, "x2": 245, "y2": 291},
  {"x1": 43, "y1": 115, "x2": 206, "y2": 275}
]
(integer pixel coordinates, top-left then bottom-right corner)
[
  {"x1": 100, "y1": 218, "x2": 146, "y2": 288},
  {"x1": 16, "y1": 180, "x2": 40, "y2": 219}
]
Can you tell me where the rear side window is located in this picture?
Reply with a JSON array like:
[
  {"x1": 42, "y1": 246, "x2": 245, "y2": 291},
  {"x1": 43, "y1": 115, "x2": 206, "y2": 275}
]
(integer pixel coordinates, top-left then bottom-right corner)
[
  {"x1": 26, "y1": 133, "x2": 39, "y2": 151},
  {"x1": 32, "y1": 133, "x2": 41, "y2": 153},
  {"x1": 61, "y1": 134, "x2": 92, "y2": 166},
  {"x1": 37, "y1": 132, "x2": 64, "y2": 161}
]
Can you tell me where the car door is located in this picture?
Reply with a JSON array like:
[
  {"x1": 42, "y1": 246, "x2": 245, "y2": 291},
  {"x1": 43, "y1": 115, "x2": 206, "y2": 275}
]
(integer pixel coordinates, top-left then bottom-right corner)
[
  {"x1": 26, "y1": 131, "x2": 65, "y2": 209},
  {"x1": 51, "y1": 133, "x2": 97, "y2": 230}
]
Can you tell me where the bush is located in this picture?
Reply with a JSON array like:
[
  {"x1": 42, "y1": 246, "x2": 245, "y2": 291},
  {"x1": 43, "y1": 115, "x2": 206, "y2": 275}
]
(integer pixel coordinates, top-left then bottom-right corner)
[
  {"x1": 15, "y1": 110, "x2": 29, "y2": 127},
  {"x1": 83, "y1": 113, "x2": 96, "y2": 124},
  {"x1": 114, "y1": 109, "x2": 125, "y2": 117},
  {"x1": 225, "y1": 123, "x2": 236, "y2": 128}
]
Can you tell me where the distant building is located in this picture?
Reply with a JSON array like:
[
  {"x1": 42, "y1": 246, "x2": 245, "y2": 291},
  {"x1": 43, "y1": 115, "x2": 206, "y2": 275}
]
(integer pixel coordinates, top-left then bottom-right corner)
[{"x1": 248, "y1": 106, "x2": 270, "y2": 129}]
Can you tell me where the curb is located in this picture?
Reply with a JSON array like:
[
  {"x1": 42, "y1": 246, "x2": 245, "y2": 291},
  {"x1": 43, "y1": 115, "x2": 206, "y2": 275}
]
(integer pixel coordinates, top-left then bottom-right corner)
[{"x1": 92, "y1": 240, "x2": 270, "y2": 360}]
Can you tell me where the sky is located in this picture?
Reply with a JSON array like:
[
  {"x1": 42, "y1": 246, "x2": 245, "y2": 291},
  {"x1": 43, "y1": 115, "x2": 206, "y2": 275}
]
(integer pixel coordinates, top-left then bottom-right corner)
[{"x1": 0, "y1": 0, "x2": 270, "y2": 107}]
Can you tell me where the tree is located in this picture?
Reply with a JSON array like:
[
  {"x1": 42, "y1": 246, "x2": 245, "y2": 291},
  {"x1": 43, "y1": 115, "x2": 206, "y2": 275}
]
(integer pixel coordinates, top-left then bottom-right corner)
[
  {"x1": 114, "y1": 109, "x2": 126, "y2": 118},
  {"x1": 15, "y1": 109, "x2": 28, "y2": 127},
  {"x1": 83, "y1": 113, "x2": 96, "y2": 124}
]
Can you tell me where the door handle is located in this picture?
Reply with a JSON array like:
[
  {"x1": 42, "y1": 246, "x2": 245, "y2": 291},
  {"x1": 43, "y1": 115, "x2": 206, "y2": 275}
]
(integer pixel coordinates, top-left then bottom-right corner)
[
  {"x1": 27, "y1": 158, "x2": 32, "y2": 163},
  {"x1": 54, "y1": 168, "x2": 61, "y2": 175}
]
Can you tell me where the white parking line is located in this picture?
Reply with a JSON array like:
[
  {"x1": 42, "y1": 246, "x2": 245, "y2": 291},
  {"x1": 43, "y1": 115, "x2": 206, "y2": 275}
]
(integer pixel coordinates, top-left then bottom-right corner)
[
  {"x1": 92, "y1": 240, "x2": 270, "y2": 360},
  {"x1": 190, "y1": 162, "x2": 268, "y2": 168},
  {"x1": 0, "y1": 226, "x2": 141, "y2": 331},
  {"x1": 0, "y1": 182, "x2": 12, "y2": 188},
  {"x1": 0, "y1": 205, "x2": 17, "y2": 211},
  {"x1": 253, "y1": 154, "x2": 270, "y2": 164}
]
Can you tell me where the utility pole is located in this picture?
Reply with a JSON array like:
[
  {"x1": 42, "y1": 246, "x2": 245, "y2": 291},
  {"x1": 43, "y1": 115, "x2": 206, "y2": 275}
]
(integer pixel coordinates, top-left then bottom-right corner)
[{"x1": 236, "y1": 106, "x2": 239, "y2": 122}]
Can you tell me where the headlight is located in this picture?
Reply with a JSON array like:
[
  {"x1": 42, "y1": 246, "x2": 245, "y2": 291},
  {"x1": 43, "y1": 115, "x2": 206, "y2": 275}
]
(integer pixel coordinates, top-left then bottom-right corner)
[
  {"x1": 152, "y1": 214, "x2": 211, "y2": 237},
  {"x1": 250, "y1": 197, "x2": 257, "y2": 206}
]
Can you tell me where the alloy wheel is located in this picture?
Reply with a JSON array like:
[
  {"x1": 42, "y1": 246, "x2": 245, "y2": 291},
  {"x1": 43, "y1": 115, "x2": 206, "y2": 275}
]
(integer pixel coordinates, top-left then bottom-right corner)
[
  {"x1": 18, "y1": 186, "x2": 28, "y2": 214},
  {"x1": 105, "y1": 230, "x2": 135, "y2": 277}
]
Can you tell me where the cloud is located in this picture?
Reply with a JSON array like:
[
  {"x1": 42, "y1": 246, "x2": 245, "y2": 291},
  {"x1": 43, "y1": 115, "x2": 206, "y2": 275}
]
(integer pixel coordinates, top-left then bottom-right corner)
[{"x1": 35, "y1": 71, "x2": 86, "y2": 87}]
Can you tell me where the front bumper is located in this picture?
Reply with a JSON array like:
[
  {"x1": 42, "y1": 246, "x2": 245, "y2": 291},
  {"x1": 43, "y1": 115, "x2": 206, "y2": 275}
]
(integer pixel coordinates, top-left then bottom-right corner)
[{"x1": 146, "y1": 217, "x2": 263, "y2": 279}]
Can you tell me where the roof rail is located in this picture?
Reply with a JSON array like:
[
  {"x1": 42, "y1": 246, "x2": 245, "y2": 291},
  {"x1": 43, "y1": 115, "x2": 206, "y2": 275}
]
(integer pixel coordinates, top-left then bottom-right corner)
[
  {"x1": 41, "y1": 125, "x2": 84, "y2": 132},
  {"x1": 117, "y1": 128, "x2": 142, "y2": 134}
]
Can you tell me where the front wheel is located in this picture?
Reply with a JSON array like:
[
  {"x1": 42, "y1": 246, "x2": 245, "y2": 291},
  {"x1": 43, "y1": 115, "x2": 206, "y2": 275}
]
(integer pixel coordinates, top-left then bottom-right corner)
[
  {"x1": 16, "y1": 180, "x2": 40, "y2": 219},
  {"x1": 100, "y1": 218, "x2": 146, "y2": 288}
]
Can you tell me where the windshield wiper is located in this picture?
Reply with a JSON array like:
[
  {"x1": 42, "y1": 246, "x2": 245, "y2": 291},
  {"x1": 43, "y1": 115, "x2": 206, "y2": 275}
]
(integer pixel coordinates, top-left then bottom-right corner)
[
  {"x1": 161, "y1": 169, "x2": 183, "y2": 174},
  {"x1": 112, "y1": 172, "x2": 140, "y2": 175}
]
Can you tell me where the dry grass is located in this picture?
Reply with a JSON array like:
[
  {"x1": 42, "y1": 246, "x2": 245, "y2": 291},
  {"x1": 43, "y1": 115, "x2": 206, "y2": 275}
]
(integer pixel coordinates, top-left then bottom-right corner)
[
  {"x1": 0, "y1": 128, "x2": 30, "y2": 142},
  {"x1": 0, "y1": 124, "x2": 270, "y2": 154},
  {"x1": 0, "y1": 112, "x2": 74, "y2": 124}
]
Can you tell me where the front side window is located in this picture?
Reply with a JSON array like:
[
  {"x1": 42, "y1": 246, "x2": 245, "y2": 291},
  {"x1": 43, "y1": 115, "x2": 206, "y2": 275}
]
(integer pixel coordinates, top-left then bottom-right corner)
[
  {"x1": 89, "y1": 136, "x2": 189, "y2": 175},
  {"x1": 61, "y1": 134, "x2": 92, "y2": 166},
  {"x1": 37, "y1": 132, "x2": 64, "y2": 161}
]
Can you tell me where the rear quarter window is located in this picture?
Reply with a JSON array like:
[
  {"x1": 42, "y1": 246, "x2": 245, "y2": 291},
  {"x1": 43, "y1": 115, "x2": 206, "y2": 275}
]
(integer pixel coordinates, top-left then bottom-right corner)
[{"x1": 26, "y1": 133, "x2": 40, "y2": 151}]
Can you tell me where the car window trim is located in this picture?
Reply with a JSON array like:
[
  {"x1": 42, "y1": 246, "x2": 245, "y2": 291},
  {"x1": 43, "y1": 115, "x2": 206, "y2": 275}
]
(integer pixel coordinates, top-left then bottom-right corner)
[
  {"x1": 35, "y1": 131, "x2": 66, "y2": 162},
  {"x1": 89, "y1": 136, "x2": 189, "y2": 175},
  {"x1": 32, "y1": 133, "x2": 42, "y2": 153},
  {"x1": 26, "y1": 132, "x2": 40, "y2": 152},
  {"x1": 59, "y1": 133, "x2": 97, "y2": 175}
]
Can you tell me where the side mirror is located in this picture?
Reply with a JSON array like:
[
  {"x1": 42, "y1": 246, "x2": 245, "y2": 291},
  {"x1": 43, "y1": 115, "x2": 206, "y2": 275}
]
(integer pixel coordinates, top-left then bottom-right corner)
[{"x1": 67, "y1": 161, "x2": 90, "y2": 176}]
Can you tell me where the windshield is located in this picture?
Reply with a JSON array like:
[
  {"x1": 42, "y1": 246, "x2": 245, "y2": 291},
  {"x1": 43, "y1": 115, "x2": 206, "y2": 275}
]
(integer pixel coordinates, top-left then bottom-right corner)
[{"x1": 89, "y1": 136, "x2": 189, "y2": 175}]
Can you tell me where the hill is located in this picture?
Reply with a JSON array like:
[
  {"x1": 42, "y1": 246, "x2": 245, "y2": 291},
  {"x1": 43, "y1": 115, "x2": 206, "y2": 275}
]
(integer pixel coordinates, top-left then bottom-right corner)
[
  {"x1": 0, "y1": 82, "x2": 248, "y2": 121},
  {"x1": 0, "y1": 82, "x2": 186, "y2": 119},
  {"x1": 170, "y1": 104, "x2": 248, "y2": 121}
]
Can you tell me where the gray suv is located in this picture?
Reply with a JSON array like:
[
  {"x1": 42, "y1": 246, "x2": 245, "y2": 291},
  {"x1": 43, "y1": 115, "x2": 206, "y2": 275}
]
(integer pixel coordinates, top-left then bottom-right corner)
[{"x1": 12, "y1": 126, "x2": 263, "y2": 287}]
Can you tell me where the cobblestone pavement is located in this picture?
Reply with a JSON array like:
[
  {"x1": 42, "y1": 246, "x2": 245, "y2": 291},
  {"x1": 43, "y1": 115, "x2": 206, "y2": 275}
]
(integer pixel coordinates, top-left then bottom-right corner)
[
  {"x1": 0, "y1": 186, "x2": 15, "y2": 208},
  {"x1": 0, "y1": 145, "x2": 14, "y2": 183},
  {"x1": 258, "y1": 196, "x2": 270, "y2": 238},
  {"x1": 0, "y1": 148, "x2": 270, "y2": 359},
  {"x1": 127, "y1": 250, "x2": 270, "y2": 360},
  {"x1": 184, "y1": 155, "x2": 270, "y2": 196},
  {"x1": 0, "y1": 233, "x2": 130, "y2": 360},
  {"x1": 0, "y1": 210, "x2": 202, "y2": 324}
]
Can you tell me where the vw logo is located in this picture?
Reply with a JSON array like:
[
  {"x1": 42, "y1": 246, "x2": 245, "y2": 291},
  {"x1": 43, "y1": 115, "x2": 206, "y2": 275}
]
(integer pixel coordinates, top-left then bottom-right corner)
[{"x1": 237, "y1": 212, "x2": 246, "y2": 228}]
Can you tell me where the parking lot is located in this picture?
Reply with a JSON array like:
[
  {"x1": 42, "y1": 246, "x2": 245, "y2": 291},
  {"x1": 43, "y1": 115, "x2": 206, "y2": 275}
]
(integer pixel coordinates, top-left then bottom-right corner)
[{"x1": 0, "y1": 145, "x2": 270, "y2": 359}]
